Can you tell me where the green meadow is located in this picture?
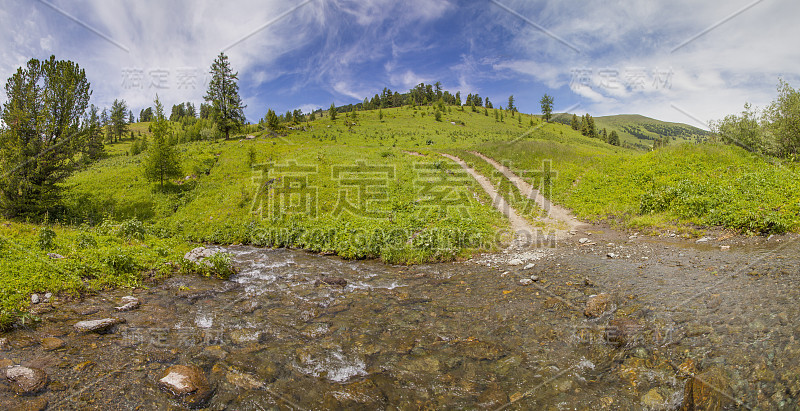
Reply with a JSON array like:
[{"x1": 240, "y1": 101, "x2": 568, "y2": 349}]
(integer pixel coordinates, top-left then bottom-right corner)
[{"x1": 2, "y1": 102, "x2": 798, "y2": 327}]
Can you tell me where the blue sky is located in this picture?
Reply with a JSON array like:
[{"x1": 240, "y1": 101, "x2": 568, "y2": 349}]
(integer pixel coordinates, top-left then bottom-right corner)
[{"x1": 1, "y1": 0, "x2": 798, "y2": 129}]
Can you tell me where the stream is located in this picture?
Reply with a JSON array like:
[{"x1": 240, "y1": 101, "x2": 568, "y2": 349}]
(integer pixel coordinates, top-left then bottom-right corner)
[{"x1": 1, "y1": 233, "x2": 799, "y2": 410}]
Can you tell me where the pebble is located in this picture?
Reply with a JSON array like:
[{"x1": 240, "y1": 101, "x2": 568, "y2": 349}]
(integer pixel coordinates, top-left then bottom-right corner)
[
  {"x1": 508, "y1": 259, "x2": 523, "y2": 266},
  {"x1": 0, "y1": 337, "x2": 9, "y2": 351},
  {"x1": 519, "y1": 278, "x2": 533, "y2": 286},
  {"x1": 530, "y1": 275, "x2": 540, "y2": 282},
  {"x1": 47, "y1": 253, "x2": 65, "y2": 259},
  {"x1": 720, "y1": 245, "x2": 730, "y2": 250},
  {"x1": 523, "y1": 263, "x2": 535, "y2": 270},
  {"x1": 43, "y1": 293, "x2": 52, "y2": 303},
  {"x1": 30, "y1": 294, "x2": 40, "y2": 305},
  {"x1": 606, "y1": 252, "x2": 618, "y2": 259},
  {"x1": 579, "y1": 238, "x2": 590, "y2": 244}
]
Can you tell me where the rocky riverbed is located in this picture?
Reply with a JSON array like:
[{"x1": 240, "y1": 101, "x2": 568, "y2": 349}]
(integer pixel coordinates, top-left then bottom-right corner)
[{"x1": 1, "y1": 228, "x2": 799, "y2": 409}]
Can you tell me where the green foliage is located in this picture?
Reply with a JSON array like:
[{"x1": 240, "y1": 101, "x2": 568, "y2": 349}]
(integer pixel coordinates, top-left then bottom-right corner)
[
  {"x1": 766, "y1": 79, "x2": 800, "y2": 159},
  {"x1": 110, "y1": 99, "x2": 129, "y2": 143},
  {"x1": 143, "y1": 96, "x2": 182, "y2": 190},
  {"x1": 329, "y1": 103, "x2": 337, "y2": 121},
  {"x1": 0, "y1": 56, "x2": 91, "y2": 218},
  {"x1": 117, "y1": 218, "x2": 146, "y2": 241},
  {"x1": 38, "y1": 226, "x2": 57, "y2": 250},
  {"x1": 608, "y1": 130, "x2": 620, "y2": 146}
]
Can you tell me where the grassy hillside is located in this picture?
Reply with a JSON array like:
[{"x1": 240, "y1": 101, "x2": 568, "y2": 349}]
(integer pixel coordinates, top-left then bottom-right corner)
[
  {"x1": 2, "y1": 103, "x2": 798, "y2": 328},
  {"x1": 553, "y1": 113, "x2": 712, "y2": 150}
]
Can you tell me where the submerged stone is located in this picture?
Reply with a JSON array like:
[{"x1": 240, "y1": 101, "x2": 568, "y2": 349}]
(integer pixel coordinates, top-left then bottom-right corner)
[
  {"x1": 158, "y1": 365, "x2": 213, "y2": 408},
  {"x1": 4, "y1": 365, "x2": 48, "y2": 395}
]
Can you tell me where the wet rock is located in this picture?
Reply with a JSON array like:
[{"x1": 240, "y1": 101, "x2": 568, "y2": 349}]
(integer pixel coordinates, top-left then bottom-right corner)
[
  {"x1": 4, "y1": 365, "x2": 48, "y2": 395},
  {"x1": 74, "y1": 317, "x2": 126, "y2": 333},
  {"x1": 114, "y1": 296, "x2": 141, "y2": 312},
  {"x1": 40, "y1": 337, "x2": 65, "y2": 351},
  {"x1": 74, "y1": 306, "x2": 101, "y2": 316},
  {"x1": 235, "y1": 300, "x2": 261, "y2": 314},
  {"x1": 508, "y1": 258, "x2": 523, "y2": 266},
  {"x1": 315, "y1": 277, "x2": 348, "y2": 287},
  {"x1": 158, "y1": 365, "x2": 213, "y2": 408},
  {"x1": 323, "y1": 379, "x2": 387, "y2": 409},
  {"x1": 400, "y1": 356, "x2": 441, "y2": 374},
  {"x1": 681, "y1": 365, "x2": 732, "y2": 411},
  {"x1": 641, "y1": 388, "x2": 665, "y2": 408},
  {"x1": 201, "y1": 345, "x2": 228, "y2": 360},
  {"x1": 477, "y1": 383, "x2": 508, "y2": 408},
  {"x1": 29, "y1": 303, "x2": 53, "y2": 315},
  {"x1": 229, "y1": 329, "x2": 264, "y2": 345},
  {"x1": 183, "y1": 247, "x2": 222, "y2": 267},
  {"x1": 585, "y1": 293, "x2": 614, "y2": 317},
  {"x1": 47, "y1": 252, "x2": 65, "y2": 259},
  {"x1": 226, "y1": 369, "x2": 264, "y2": 390},
  {"x1": 543, "y1": 297, "x2": 567, "y2": 310},
  {"x1": 17, "y1": 397, "x2": 49, "y2": 411},
  {"x1": 458, "y1": 340, "x2": 502, "y2": 361},
  {"x1": 606, "y1": 317, "x2": 644, "y2": 346}
]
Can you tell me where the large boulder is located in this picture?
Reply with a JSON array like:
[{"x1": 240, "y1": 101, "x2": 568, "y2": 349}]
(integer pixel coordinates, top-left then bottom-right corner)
[
  {"x1": 74, "y1": 317, "x2": 126, "y2": 333},
  {"x1": 4, "y1": 365, "x2": 48, "y2": 395},
  {"x1": 681, "y1": 365, "x2": 732, "y2": 410},
  {"x1": 158, "y1": 365, "x2": 213, "y2": 408}
]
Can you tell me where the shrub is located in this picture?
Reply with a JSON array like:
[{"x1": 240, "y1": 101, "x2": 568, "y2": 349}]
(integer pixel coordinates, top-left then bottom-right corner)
[
  {"x1": 118, "y1": 218, "x2": 146, "y2": 241},
  {"x1": 37, "y1": 227, "x2": 56, "y2": 250}
]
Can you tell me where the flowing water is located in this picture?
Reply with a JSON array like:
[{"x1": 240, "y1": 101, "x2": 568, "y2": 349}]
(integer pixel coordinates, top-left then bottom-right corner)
[{"x1": 2, "y1": 235, "x2": 800, "y2": 410}]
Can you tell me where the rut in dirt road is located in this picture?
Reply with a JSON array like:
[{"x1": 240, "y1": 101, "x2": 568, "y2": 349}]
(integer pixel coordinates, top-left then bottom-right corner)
[
  {"x1": 468, "y1": 151, "x2": 586, "y2": 238},
  {"x1": 440, "y1": 153, "x2": 546, "y2": 249}
]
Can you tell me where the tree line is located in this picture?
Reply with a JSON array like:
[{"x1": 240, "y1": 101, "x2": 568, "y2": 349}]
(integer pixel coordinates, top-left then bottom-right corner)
[{"x1": 710, "y1": 79, "x2": 800, "y2": 159}]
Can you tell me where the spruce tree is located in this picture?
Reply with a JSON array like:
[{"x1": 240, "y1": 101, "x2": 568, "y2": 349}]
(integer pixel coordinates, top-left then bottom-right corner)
[
  {"x1": 329, "y1": 103, "x2": 337, "y2": 121},
  {"x1": 204, "y1": 52, "x2": 246, "y2": 139},
  {"x1": 540, "y1": 94, "x2": 554, "y2": 122},
  {"x1": 143, "y1": 96, "x2": 181, "y2": 191}
]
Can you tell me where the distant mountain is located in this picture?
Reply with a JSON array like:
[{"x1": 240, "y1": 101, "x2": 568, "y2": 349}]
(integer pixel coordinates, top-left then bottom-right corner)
[{"x1": 552, "y1": 113, "x2": 712, "y2": 150}]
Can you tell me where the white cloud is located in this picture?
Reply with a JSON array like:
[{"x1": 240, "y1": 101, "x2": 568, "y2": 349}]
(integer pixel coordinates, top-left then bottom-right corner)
[{"x1": 492, "y1": 0, "x2": 800, "y2": 124}]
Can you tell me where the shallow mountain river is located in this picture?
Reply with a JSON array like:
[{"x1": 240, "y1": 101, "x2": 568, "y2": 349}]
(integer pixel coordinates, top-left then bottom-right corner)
[{"x1": 1, "y1": 232, "x2": 799, "y2": 410}]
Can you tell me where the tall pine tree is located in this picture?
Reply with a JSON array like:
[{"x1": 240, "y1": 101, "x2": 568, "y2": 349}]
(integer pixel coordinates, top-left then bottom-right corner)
[
  {"x1": 204, "y1": 52, "x2": 246, "y2": 140},
  {"x1": 0, "y1": 56, "x2": 91, "y2": 217}
]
